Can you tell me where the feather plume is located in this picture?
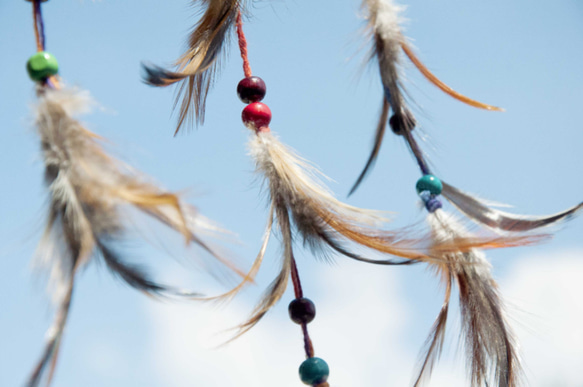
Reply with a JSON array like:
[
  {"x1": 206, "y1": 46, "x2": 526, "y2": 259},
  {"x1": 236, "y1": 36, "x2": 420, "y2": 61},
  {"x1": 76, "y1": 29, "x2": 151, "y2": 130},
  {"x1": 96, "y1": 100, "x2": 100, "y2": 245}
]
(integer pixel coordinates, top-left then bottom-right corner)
[
  {"x1": 441, "y1": 181, "x2": 583, "y2": 232},
  {"x1": 28, "y1": 86, "x2": 236, "y2": 387},
  {"x1": 414, "y1": 209, "x2": 520, "y2": 387},
  {"x1": 143, "y1": 0, "x2": 241, "y2": 132},
  {"x1": 352, "y1": 0, "x2": 501, "y2": 193},
  {"x1": 218, "y1": 130, "x2": 539, "y2": 337}
]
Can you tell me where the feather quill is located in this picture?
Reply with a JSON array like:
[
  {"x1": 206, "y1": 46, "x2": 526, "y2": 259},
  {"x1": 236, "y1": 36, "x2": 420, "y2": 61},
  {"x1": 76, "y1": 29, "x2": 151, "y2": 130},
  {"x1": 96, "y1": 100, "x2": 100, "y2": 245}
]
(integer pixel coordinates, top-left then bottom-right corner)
[
  {"x1": 143, "y1": 0, "x2": 241, "y2": 132},
  {"x1": 28, "y1": 86, "x2": 237, "y2": 387}
]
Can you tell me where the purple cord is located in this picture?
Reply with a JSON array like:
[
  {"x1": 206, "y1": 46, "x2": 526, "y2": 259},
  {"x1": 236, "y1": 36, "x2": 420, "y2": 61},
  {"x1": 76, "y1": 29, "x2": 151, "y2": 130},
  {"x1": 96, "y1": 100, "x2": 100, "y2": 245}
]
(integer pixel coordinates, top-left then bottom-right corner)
[{"x1": 34, "y1": 0, "x2": 46, "y2": 50}]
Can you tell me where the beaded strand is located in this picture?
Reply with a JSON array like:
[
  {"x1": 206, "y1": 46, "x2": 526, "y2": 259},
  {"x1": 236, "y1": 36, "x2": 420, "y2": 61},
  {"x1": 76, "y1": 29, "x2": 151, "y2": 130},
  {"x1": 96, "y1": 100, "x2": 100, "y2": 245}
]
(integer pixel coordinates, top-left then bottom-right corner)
[{"x1": 234, "y1": 11, "x2": 330, "y2": 387}]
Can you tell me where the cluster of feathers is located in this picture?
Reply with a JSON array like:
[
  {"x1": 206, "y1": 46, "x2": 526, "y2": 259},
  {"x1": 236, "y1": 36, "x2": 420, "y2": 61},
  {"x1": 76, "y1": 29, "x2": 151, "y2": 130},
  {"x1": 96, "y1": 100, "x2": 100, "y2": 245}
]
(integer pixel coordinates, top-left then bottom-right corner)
[
  {"x1": 25, "y1": 0, "x2": 582, "y2": 386},
  {"x1": 141, "y1": 2, "x2": 583, "y2": 387},
  {"x1": 28, "y1": 84, "x2": 242, "y2": 387}
]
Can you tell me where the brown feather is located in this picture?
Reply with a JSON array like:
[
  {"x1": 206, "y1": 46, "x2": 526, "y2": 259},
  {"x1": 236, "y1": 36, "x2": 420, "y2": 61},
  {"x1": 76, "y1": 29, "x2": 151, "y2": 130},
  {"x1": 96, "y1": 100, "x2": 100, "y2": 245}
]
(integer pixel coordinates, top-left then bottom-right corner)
[
  {"x1": 143, "y1": 0, "x2": 241, "y2": 132},
  {"x1": 418, "y1": 210, "x2": 520, "y2": 387},
  {"x1": 29, "y1": 86, "x2": 238, "y2": 386}
]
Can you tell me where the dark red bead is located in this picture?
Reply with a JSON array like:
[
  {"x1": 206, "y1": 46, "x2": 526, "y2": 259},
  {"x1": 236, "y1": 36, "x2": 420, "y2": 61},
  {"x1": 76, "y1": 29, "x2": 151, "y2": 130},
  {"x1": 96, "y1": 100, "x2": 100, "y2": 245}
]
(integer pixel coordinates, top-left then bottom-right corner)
[
  {"x1": 242, "y1": 102, "x2": 272, "y2": 130},
  {"x1": 288, "y1": 298, "x2": 316, "y2": 324},
  {"x1": 237, "y1": 76, "x2": 267, "y2": 104}
]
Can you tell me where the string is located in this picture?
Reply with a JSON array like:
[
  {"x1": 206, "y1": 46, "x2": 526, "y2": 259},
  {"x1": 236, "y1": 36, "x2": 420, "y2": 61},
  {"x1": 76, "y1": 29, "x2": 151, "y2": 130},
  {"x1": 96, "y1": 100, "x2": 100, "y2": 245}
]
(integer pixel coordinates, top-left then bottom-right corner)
[
  {"x1": 30, "y1": 0, "x2": 59, "y2": 90},
  {"x1": 32, "y1": 0, "x2": 45, "y2": 52},
  {"x1": 235, "y1": 5, "x2": 320, "y2": 369},
  {"x1": 291, "y1": 258, "x2": 315, "y2": 359},
  {"x1": 236, "y1": 11, "x2": 252, "y2": 78}
]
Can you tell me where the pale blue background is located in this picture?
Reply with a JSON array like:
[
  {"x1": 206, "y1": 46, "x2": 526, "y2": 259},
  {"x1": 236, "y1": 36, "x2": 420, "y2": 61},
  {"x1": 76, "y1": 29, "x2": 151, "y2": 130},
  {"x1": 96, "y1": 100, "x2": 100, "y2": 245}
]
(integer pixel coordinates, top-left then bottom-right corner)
[{"x1": 1, "y1": 1, "x2": 582, "y2": 386}]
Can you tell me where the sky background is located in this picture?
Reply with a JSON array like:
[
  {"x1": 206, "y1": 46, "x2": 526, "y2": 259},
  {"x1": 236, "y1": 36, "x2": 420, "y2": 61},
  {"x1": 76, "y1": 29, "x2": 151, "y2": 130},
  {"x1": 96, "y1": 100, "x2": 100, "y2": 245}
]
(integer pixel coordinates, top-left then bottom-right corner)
[{"x1": 1, "y1": 0, "x2": 583, "y2": 386}]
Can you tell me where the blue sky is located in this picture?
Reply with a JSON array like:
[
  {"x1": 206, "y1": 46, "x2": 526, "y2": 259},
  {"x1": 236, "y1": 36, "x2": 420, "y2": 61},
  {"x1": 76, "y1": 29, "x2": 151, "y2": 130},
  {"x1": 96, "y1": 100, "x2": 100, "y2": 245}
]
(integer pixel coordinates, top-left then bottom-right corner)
[{"x1": 1, "y1": 1, "x2": 582, "y2": 386}]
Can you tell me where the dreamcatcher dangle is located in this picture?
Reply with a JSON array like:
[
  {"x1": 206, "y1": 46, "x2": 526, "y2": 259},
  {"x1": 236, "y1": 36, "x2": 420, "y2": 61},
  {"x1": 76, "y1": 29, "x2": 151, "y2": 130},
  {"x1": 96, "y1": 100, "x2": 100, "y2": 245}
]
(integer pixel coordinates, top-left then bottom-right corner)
[
  {"x1": 142, "y1": 2, "x2": 550, "y2": 386},
  {"x1": 23, "y1": 1, "x2": 242, "y2": 386},
  {"x1": 351, "y1": 0, "x2": 583, "y2": 385}
]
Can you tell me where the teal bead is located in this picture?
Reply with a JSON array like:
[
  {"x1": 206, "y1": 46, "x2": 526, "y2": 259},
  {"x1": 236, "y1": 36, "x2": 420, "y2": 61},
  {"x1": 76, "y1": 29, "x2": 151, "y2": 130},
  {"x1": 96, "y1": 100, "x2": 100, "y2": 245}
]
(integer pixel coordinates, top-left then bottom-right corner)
[
  {"x1": 299, "y1": 357, "x2": 329, "y2": 385},
  {"x1": 416, "y1": 174, "x2": 442, "y2": 195},
  {"x1": 27, "y1": 51, "x2": 59, "y2": 81}
]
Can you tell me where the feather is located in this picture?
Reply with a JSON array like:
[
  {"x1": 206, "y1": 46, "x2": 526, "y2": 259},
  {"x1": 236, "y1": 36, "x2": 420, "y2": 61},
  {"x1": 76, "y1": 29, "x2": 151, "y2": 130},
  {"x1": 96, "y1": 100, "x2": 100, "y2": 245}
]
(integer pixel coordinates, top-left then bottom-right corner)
[
  {"x1": 441, "y1": 181, "x2": 583, "y2": 232},
  {"x1": 352, "y1": 0, "x2": 501, "y2": 193},
  {"x1": 216, "y1": 129, "x2": 541, "y2": 336},
  {"x1": 252, "y1": 130, "x2": 431, "y2": 264},
  {"x1": 349, "y1": 98, "x2": 389, "y2": 196},
  {"x1": 364, "y1": 0, "x2": 502, "y2": 113},
  {"x1": 414, "y1": 209, "x2": 520, "y2": 387},
  {"x1": 28, "y1": 86, "x2": 236, "y2": 386},
  {"x1": 232, "y1": 203, "x2": 292, "y2": 338},
  {"x1": 143, "y1": 0, "x2": 241, "y2": 132}
]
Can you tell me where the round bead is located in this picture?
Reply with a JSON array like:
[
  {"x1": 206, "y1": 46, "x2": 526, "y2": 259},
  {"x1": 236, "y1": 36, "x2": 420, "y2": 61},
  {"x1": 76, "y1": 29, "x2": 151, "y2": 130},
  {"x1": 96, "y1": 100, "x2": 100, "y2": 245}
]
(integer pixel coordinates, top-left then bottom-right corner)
[
  {"x1": 389, "y1": 112, "x2": 416, "y2": 135},
  {"x1": 299, "y1": 357, "x2": 329, "y2": 385},
  {"x1": 27, "y1": 51, "x2": 59, "y2": 81},
  {"x1": 237, "y1": 76, "x2": 267, "y2": 103},
  {"x1": 242, "y1": 102, "x2": 272, "y2": 130},
  {"x1": 416, "y1": 174, "x2": 443, "y2": 195},
  {"x1": 288, "y1": 298, "x2": 316, "y2": 324},
  {"x1": 425, "y1": 197, "x2": 443, "y2": 213}
]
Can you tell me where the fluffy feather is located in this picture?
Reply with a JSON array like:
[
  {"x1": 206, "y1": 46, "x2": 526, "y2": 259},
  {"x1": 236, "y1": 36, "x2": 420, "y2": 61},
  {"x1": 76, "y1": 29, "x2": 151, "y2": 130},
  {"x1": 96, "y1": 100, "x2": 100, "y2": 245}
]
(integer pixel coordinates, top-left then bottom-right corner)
[
  {"x1": 414, "y1": 209, "x2": 519, "y2": 387},
  {"x1": 143, "y1": 0, "x2": 241, "y2": 132},
  {"x1": 28, "y1": 86, "x2": 236, "y2": 387}
]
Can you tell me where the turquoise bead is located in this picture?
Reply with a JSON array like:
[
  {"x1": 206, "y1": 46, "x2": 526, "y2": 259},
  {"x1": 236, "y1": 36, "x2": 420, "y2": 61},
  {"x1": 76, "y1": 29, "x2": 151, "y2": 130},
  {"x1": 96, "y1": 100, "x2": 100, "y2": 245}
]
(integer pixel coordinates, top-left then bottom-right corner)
[
  {"x1": 416, "y1": 174, "x2": 442, "y2": 195},
  {"x1": 299, "y1": 357, "x2": 329, "y2": 385},
  {"x1": 27, "y1": 51, "x2": 59, "y2": 81}
]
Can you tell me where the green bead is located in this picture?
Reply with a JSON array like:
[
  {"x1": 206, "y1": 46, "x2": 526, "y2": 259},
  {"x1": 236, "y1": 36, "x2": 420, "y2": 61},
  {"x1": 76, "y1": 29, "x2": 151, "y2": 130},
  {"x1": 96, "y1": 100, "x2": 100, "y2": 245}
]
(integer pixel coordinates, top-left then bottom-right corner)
[
  {"x1": 299, "y1": 357, "x2": 329, "y2": 385},
  {"x1": 416, "y1": 174, "x2": 442, "y2": 195},
  {"x1": 27, "y1": 51, "x2": 59, "y2": 81}
]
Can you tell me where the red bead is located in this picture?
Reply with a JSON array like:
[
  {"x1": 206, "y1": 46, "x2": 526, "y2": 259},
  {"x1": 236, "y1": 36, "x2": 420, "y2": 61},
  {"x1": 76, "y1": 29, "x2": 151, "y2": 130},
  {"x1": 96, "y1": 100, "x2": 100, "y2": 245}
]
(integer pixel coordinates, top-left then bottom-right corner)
[
  {"x1": 242, "y1": 102, "x2": 272, "y2": 130},
  {"x1": 237, "y1": 76, "x2": 267, "y2": 103}
]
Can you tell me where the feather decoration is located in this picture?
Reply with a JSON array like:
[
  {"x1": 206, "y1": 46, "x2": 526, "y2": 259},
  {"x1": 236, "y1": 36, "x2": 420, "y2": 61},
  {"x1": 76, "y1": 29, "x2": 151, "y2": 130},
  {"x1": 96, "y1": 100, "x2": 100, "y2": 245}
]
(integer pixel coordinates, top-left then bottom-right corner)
[
  {"x1": 143, "y1": 0, "x2": 241, "y2": 132},
  {"x1": 352, "y1": 3, "x2": 582, "y2": 383},
  {"x1": 441, "y1": 181, "x2": 583, "y2": 232},
  {"x1": 27, "y1": 86, "x2": 238, "y2": 387},
  {"x1": 218, "y1": 129, "x2": 539, "y2": 338},
  {"x1": 351, "y1": 0, "x2": 503, "y2": 194},
  {"x1": 355, "y1": 0, "x2": 582, "y2": 233},
  {"x1": 414, "y1": 208, "x2": 519, "y2": 387}
]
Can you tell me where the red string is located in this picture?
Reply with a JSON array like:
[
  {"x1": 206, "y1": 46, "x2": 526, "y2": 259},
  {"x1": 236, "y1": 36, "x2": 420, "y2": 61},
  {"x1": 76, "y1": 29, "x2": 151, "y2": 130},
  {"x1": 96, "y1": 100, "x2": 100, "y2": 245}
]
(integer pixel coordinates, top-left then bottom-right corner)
[{"x1": 236, "y1": 11, "x2": 252, "y2": 78}]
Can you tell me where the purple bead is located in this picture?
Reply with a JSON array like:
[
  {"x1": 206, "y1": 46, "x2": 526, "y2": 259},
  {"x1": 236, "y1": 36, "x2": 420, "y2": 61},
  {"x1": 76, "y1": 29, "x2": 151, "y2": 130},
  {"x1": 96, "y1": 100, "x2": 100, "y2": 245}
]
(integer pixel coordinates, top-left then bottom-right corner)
[
  {"x1": 425, "y1": 197, "x2": 443, "y2": 213},
  {"x1": 237, "y1": 76, "x2": 267, "y2": 104},
  {"x1": 288, "y1": 298, "x2": 316, "y2": 324}
]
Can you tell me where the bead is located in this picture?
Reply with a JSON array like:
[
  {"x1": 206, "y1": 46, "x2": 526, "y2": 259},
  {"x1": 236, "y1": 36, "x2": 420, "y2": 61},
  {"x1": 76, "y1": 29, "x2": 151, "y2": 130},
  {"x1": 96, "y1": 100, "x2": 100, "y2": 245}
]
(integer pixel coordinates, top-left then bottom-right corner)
[
  {"x1": 27, "y1": 51, "x2": 59, "y2": 81},
  {"x1": 425, "y1": 197, "x2": 443, "y2": 213},
  {"x1": 299, "y1": 357, "x2": 329, "y2": 385},
  {"x1": 416, "y1": 174, "x2": 442, "y2": 195},
  {"x1": 237, "y1": 76, "x2": 267, "y2": 103},
  {"x1": 288, "y1": 298, "x2": 316, "y2": 324},
  {"x1": 242, "y1": 102, "x2": 272, "y2": 130},
  {"x1": 389, "y1": 111, "x2": 416, "y2": 135}
]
